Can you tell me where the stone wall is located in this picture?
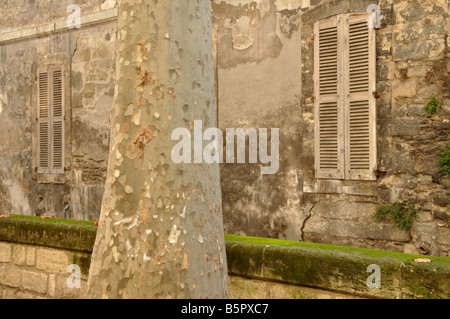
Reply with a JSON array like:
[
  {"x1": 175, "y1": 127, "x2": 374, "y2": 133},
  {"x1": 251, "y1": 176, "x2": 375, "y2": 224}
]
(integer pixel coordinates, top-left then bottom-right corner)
[
  {"x1": 0, "y1": 0, "x2": 448, "y2": 257},
  {"x1": 0, "y1": 242, "x2": 90, "y2": 298},
  {"x1": 300, "y1": 0, "x2": 449, "y2": 256},
  {"x1": 0, "y1": 1, "x2": 117, "y2": 221},
  {"x1": 1, "y1": 216, "x2": 448, "y2": 299},
  {"x1": 0, "y1": 240, "x2": 360, "y2": 299},
  {"x1": 216, "y1": 0, "x2": 449, "y2": 256},
  {"x1": 0, "y1": 0, "x2": 117, "y2": 31}
]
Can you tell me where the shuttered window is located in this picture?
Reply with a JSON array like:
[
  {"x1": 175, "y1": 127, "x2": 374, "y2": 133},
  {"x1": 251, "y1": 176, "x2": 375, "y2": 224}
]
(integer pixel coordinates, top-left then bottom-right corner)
[
  {"x1": 37, "y1": 66, "x2": 65, "y2": 174},
  {"x1": 314, "y1": 13, "x2": 376, "y2": 181}
]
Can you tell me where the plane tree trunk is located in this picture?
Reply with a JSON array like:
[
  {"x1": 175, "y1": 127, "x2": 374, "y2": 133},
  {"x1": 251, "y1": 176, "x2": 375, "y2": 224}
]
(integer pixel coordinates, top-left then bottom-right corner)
[{"x1": 86, "y1": 0, "x2": 229, "y2": 299}]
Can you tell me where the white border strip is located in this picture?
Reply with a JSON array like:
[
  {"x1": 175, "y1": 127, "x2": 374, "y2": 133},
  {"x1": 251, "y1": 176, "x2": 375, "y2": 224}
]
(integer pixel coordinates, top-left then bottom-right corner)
[{"x1": 0, "y1": 8, "x2": 118, "y2": 45}]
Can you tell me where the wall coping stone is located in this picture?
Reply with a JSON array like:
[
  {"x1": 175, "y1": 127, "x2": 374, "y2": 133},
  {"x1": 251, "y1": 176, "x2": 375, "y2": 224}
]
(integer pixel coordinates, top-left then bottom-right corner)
[
  {"x1": 0, "y1": 215, "x2": 97, "y2": 253},
  {"x1": 0, "y1": 215, "x2": 449, "y2": 298},
  {"x1": 225, "y1": 235, "x2": 450, "y2": 299}
]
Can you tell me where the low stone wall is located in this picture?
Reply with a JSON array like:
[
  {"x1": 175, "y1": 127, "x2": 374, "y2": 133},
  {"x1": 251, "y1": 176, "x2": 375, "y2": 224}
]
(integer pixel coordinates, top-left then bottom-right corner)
[{"x1": 0, "y1": 215, "x2": 448, "y2": 299}]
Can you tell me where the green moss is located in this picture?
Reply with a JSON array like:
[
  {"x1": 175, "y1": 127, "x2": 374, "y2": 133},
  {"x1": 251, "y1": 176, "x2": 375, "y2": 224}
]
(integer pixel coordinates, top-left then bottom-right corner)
[
  {"x1": 225, "y1": 234, "x2": 450, "y2": 298},
  {"x1": 71, "y1": 253, "x2": 91, "y2": 278},
  {"x1": 0, "y1": 214, "x2": 98, "y2": 252},
  {"x1": 225, "y1": 234, "x2": 449, "y2": 265},
  {"x1": 8, "y1": 214, "x2": 97, "y2": 228}
]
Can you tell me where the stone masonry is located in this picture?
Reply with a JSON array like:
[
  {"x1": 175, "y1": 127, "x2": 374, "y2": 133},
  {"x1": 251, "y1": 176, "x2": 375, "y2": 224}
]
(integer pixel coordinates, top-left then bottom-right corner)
[
  {"x1": 0, "y1": 0, "x2": 448, "y2": 257},
  {"x1": 0, "y1": 242, "x2": 89, "y2": 299}
]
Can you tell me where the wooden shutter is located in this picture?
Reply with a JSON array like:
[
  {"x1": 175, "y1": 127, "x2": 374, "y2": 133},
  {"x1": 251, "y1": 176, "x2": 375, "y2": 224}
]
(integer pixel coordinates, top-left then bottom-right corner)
[
  {"x1": 51, "y1": 67, "x2": 64, "y2": 173},
  {"x1": 37, "y1": 68, "x2": 50, "y2": 173},
  {"x1": 37, "y1": 66, "x2": 65, "y2": 174},
  {"x1": 314, "y1": 16, "x2": 345, "y2": 179},
  {"x1": 343, "y1": 14, "x2": 377, "y2": 180}
]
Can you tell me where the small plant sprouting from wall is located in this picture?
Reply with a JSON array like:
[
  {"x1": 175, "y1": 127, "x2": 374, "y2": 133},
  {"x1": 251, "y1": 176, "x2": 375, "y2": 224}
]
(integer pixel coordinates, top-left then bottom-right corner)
[
  {"x1": 424, "y1": 95, "x2": 443, "y2": 115},
  {"x1": 425, "y1": 59, "x2": 447, "y2": 85},
  {"x1": 438, "y1": 144, "x2": 450, "y2": 176},
  {"x1": 373, "y1": 202, "x2": 420, "y2": 231}
]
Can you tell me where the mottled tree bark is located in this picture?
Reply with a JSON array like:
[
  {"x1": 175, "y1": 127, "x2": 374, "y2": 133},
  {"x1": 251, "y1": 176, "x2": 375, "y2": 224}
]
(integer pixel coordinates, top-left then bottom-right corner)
[{"x1": 86, "y1": 0, "x2": 229, "y2": 298}]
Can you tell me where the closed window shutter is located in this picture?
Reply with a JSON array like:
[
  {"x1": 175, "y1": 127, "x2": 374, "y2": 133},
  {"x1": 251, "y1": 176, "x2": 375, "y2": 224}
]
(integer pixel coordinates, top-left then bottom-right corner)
[
  {"x1": 51, "y1": 67, "x2": 64, "y2": 173},
  {"x1": 344, "y1": 14, "x2": 377, "y2": 180},
  {"x1": 37, "y1": 66, "x2": 65, "y2": 174},
  {"x1": 314, "y1": 16, "x2": 345, "y2": 179},
  {"x1": 37, "y1": 68, "x2": 50, "y2": 173}
]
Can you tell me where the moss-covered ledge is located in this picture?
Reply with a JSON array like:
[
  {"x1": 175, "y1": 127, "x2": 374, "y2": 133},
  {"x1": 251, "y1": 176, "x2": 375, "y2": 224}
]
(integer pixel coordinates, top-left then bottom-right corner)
[
  {"x1": 225, "y1": 235, "x2": 450, "y2": 299},
  {"x1": 0, "y1": 215, "x2": 449, "y2": 299},
  {"x1": 0, "y1": 215, "x2": 97, "y2": 253}
]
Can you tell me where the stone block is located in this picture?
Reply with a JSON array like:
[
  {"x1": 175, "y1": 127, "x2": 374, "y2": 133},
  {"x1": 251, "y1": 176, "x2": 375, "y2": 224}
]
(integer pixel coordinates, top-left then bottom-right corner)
[
  {"x1": 48, "y1": 274, "x2": 56, "y2": 297},
  {"x1": 433, "y1": 192, "x2": 449, "y2": 207},
  {"x1": 0, "y1": 266, "x2": 21, "y2": 288},
  {"x1": 390, "y1": 119, "x2": 419, "y2": 137},
  {"x1": 21, "y1": 270, "x2": 48, "y2": 294},
  {"x1": 26, "y1": 246, "x2": 36, "y2": 266},
  {"x1": 403, "y1": 243, "x2": 419, "y2": 254},
  {"x1": 15, "y1": 291, "x2": 40, "y2": 299},
  {"x1": 393, "y1": 78, "x2": 417, "y2": 98},
  {"x1": 36, "y1": 248, "x2": 69, "y2": 273},
  {"x1": 433, "y1": 209, "x2": 450, "y2": 223},
  {"x1": 436, "y1": 228, "x2": 450, "y2": 246},
  {"x1": 1, "y1": 288, "x2": 16, "y2": 299},
  {"x1": 72, "y1": 71, "x2": 83, "y2": 91},
  {"x1": 0, "y1": 243, "x2": 11, "y2": 263},
  {"x1": 12, "y1": 245, "x2": 26, "y2": 265},
  {"x1": 55, "y1": 275, "x2": 86, "y2": 299}
]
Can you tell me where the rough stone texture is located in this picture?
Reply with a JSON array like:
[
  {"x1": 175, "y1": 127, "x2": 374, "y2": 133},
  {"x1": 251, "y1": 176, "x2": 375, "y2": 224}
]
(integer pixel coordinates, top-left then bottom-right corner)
[
  {"x1": 21, "y1": 270, "x2": 48, "y2": 294},
  {"x1": 225, "y1": 235, "x2": 450, "y2": 299},
  {"x1": 0, "y1": 215, "x2": 98, "y2": 253},
  {"x1": 0, "y1": 241, "x2": 91, "y2": 298},
  {"x1": 36, "y1": 248, "x2": 70, "y2": 273},
  {"x1": 2, "y1": 222, "x2": 449, "y2": 299},
  {"x1": 0, "y1": 242, "x2": 11, "y2": 263},
  {"x1": 12, "y1": 245, "x2": 25, "y2": 265},
  {"x1": 0, "y1": 0, "x2": 116, "y2": 221},
  {"x1": 297, "y1": 0, "x2": 449, "y2": 256},
  {"x1": 0, "y1": 0, "x2": 448, "y2": 258},
  {"x1": 26, "y1": 247, "x2": 36, "y2": 266},
  {"x1": 212, "y1": 0, "x2": 449, "y2": 257},
  {"x1": 0, "y1": 265, "x2": 21, "y2": 288},
  {"x1": 0, "y1": 0, "x2": 117, "y2": 31},
  {"x1": 229, "y1": 275, "x2": 364, "y2": 299}
]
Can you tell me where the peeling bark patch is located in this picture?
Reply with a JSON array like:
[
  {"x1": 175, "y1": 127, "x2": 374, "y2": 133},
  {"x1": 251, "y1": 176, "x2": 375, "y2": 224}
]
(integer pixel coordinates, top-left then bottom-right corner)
[
  {"x1": 138, "y1": 68, "x2": 154, "y2": 87},
  {"x1": 131, "y1": 125, "x2": 153, "y2": 163}
]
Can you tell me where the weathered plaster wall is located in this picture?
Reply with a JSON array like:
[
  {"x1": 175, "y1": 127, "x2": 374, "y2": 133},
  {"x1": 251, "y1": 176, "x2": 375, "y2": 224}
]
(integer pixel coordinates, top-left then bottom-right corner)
[
  {"x1": 0, "y1": 0, "x2": 448, "y2": 257},
  {"x1": 0, "y1": 0, "x2": 117, "y2": 31},
  {"x1": 0, "y1": 1, "x2": 116, "y2": 220},
  {"x1": 216, "y1": 0, "x2": 449, "y2": 256},
  {"x1": 213, "y1": 0, "x2": 309, "y2": 241},
  {"x1": 69, "y1": 24, "x2": 116, "y2": 221}
]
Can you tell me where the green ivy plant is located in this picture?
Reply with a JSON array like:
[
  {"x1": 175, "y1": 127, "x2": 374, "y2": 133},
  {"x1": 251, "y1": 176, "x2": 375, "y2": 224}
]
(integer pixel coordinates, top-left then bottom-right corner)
[
  {"x1": 438, "y1": 144, "x2": 450, "y2": 175},
  {"x1": 373, "y1": 202, "x2": 420, "y2": 231},
  {"x1": 424, "y1": 95, "x2": 443, "y2": 115}
]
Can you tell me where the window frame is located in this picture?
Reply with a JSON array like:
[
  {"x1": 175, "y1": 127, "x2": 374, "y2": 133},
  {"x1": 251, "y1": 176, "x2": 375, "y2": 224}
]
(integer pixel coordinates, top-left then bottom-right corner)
[
  {"x1": 37, "y1": 65, "x2": 65, "y2": 175},
  {"x1": 314, "y1": 13, "x2": 377, "y2": 181}
]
